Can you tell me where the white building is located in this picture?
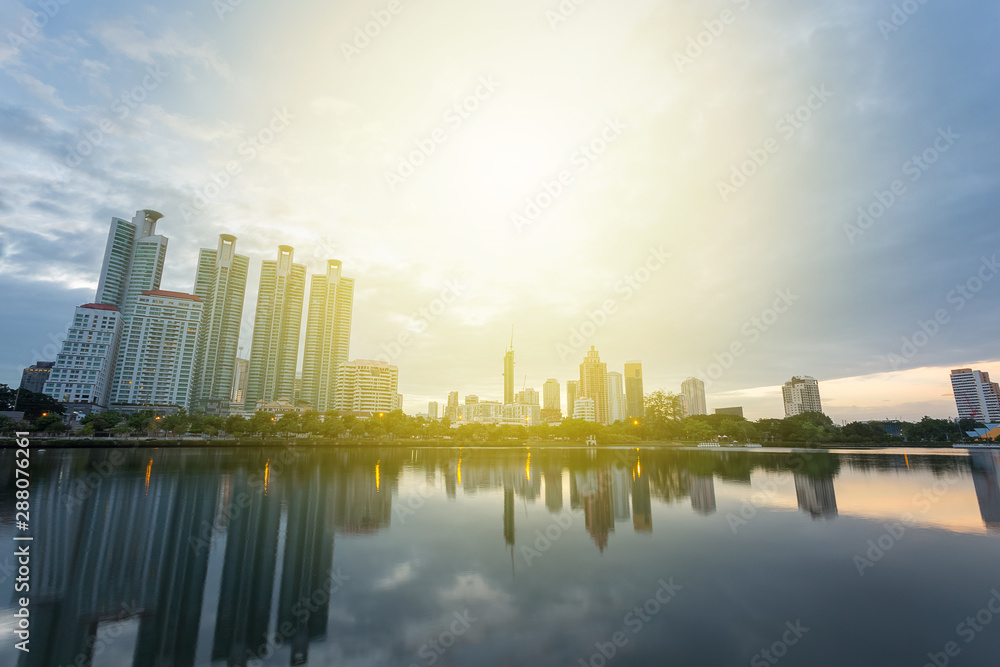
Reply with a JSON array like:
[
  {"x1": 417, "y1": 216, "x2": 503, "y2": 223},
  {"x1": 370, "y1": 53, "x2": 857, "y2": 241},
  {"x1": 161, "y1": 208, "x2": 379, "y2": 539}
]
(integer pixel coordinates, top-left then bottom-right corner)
[
  {"x1": 681, "y1": 377, "x2": 707, "y2": 417},
  {"x1": 607, "y1": 371, "x2": 625, "y2": 424},
  {"x1": 502, "y1": 402, "x2": 540, "y2": 425},
  {"x1": 190, "y1": 234, "x2": 249, "y2": 415},
  {"x1": 428, "y1": 401, "x2": 439, "y2": 420},
  {"x1": 334, "y1": 359, "x2": 398, "y2": 415},
  {"x1": 301, "y1": 260, "x2": 355, "y2": 412},
  {"x1": 782, "y1": 376, "x2": 823, "y2": 417},
  {"x1": 574, "y1": 397, "x2": 596, "y2": 423},
  {"x1": 246, "y1": 246, "x2": 306, "y2": 406},
  {"x1": 951, "y1": 368, "x2": 1000, "y2": 422},
  {"x1": 516, "y1": 387, "x2": 539, "y2": 406},
  {"x1": 111, "y1": 291, "x2": 203, "y2": 408},
  {"x1": 43, "y1": 303, "x2": 124, "y2": 410},
  {"x1": 96, "y1": 209, "x2": 169, "y2": 318}
]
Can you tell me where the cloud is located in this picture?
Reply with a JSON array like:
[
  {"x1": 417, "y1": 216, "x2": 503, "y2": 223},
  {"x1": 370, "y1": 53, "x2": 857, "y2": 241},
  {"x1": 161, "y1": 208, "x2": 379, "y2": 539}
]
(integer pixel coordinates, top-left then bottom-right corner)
[{"x1": 92, "y1": 18, "x2": 231, "y2": 80}]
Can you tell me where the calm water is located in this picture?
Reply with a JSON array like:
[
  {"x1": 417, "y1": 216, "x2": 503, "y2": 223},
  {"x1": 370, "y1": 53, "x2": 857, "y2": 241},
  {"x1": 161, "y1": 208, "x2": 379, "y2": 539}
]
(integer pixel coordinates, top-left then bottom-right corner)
[{"x1": 1, "y1": 445, "x2": 999, "y2": 666}]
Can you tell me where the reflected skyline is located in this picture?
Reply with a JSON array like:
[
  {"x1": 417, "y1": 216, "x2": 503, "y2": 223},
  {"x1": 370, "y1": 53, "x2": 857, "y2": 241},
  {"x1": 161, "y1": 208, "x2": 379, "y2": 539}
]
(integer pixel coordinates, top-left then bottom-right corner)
[{"x1": 1, "y1": 446, "x2": 998, "y2": 666}]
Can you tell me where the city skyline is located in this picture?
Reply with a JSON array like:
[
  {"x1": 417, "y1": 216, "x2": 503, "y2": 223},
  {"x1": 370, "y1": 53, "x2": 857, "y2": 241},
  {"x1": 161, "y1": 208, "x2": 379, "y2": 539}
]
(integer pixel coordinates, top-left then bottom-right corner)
[{"x1": 2, "y1": 1, "x2": 999, "y2": 423}]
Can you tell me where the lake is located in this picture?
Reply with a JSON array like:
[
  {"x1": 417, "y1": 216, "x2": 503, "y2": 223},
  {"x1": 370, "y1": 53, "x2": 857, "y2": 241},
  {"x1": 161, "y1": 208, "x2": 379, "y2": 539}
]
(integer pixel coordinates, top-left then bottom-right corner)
[{"x1": 1, "y1": 445, "x2": 999, "y2": 666}]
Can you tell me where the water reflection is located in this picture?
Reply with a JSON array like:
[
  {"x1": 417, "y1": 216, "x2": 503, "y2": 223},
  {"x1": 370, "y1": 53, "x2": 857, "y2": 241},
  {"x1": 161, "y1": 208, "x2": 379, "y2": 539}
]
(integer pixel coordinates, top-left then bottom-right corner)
[{"x1": 1, "y1": 446, "x2": 998, "y2": 666}]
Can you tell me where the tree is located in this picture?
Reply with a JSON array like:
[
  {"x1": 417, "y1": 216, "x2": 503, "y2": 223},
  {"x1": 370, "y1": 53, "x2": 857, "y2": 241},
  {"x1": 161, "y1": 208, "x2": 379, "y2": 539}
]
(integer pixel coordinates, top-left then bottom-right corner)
[
  {"x1": 127, "y1": 411, "x2": 157, "y2": 436},
  {"x1": 0, "y1": 384, "x2": 66, "y2": 422},
  {"x1": 34, "y1": 413, "x2": 66, "y2": 433},
  {"x1": 225, "y1": 414, "x2": 248, "y2": 438},
  {"x1": 162, "y1": 410, "x2": 192, "y2": 437},
  {"x1": 81, "y1": 410, "x2": 124, "y2": 433},
  {"x1": 644, "y1": 390, "x2": 685, "y2": 440}
]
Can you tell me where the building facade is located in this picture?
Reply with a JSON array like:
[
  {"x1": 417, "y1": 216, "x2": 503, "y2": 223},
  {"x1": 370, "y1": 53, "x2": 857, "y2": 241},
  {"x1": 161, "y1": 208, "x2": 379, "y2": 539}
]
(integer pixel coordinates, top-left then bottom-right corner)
[
  {"x1": 951, "y1": 368, "x2": 1000, "y2": 423},
  {"x1": 624, "y1": 361, "x2": 644, "y2": 420},
  {"x1": 574, "y1": 397, "x2": 596, "y2": 423},
  {"x1": 579, "y1": 346, "x2": 609, "y2": 425},
  {"x1": 20, "y1": 361, "x2": 55, "y2": 394},
  {"x1": 681, "y1": 377, "x2": 707, "y2": 417},
  {"x1": 782, "y1": 376, "x2": 823, "y2": 417},
  {"x1": 43, "y1": 304, "x2": 124, "y2": 410},
  {"x1": 246, "y1": 246, "x2": 307, "y2": 407},
  {"x1": 96, "y1": 209, "x2": 169, "y2": 317},
  {"x1": 301, "y1": 260, "x2": 354, "y2": 412},
  {"x1": 607, "y1": 371, "x2": 625, "y2": 424},
  {"x1": 334, "y1": 359, "x2": 398, "y2": 415},
  {"x1": 111, "y1": 291, "x2": 203, "y2": 408},
  {"x1": 542, "y1": 378, "x2": 561, "y2": 421},
  {"x1": 567, "y1": 380, "x2": 578, "y2": 419},
  {"x1": 190, "y1": 235, "x2": 249, "y2": 415}
]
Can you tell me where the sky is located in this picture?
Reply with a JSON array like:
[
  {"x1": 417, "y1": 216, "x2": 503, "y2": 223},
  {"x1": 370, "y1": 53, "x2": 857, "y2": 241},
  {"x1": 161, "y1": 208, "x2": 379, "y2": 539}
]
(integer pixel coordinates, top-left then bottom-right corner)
[{"x1": 1, "y1": 0, "x2": 999, "y2": 422}]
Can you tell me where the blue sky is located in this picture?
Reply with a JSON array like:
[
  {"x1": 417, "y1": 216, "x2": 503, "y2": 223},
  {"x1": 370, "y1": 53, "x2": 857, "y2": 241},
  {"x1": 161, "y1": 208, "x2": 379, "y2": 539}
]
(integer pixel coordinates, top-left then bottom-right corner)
[{"x1": 1, "y1": 0, "x2": 999, "y2": 421}]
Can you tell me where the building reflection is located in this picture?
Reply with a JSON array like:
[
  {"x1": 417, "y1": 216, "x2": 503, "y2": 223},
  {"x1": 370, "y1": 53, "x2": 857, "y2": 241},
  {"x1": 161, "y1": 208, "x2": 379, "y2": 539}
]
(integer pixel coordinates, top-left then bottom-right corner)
[
  {"x1": 969, "y1": 452, "x2": 1000, "y2": 532},
  {"x1": 689, "y1": 475, "x2": 717, "y2": 515},
  {"x1": 793, "y1": 472, "x2": 838, "y2": 519}
]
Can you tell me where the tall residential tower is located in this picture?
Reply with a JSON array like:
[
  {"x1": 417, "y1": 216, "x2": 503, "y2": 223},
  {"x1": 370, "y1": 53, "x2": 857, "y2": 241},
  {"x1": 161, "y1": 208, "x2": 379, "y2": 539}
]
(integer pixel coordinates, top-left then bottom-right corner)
[
  {"x1": 245, "y1": 246, "x2": 307, "y2": 408},
  {"x1": 301, "y1": 260, "x2": 354, "y2": 412},
  {"x1": 951, "y1": 369, "x2": 1000, "y2": 423},
  {"x1": 782, "y1": 376, "x2": 823, "y2": 417}
]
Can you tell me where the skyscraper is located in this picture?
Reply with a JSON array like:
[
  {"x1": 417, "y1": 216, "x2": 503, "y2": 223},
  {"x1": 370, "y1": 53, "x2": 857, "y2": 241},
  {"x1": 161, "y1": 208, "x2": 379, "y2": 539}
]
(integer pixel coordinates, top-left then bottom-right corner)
[
  {"x1": 446, "y1": 391, "x2": 459, "y2": 421},
  {"x1": 950, "y1": 368, "x2": 1000, "y2": 423},
  {"x1": 607, "y1": 371, "x2": 625, "y2": 424},
  {"x1": 503, "y1": 331, "x2": 515, "y2": 405},
  {"x1": 232, "y1": 357, "x2": 249, "y2": 405},
  {"x1": 190, "y1": 235, "x2": 249, "y2": 415},
  {"x1": 567, "y1": 380, "x2": 578, "y2": 419},
  {"x1": 428, "y1": 401, "x2": 439, "y2": 420},
  {"x1": 245, "y1": 246, "x2": 307, "y2": 408},
  {"x1": 579, "y1": 346, "x2": 609, "y2": 425},
  {"x1": 43, "y1": 303, "x2": 124, "y2": 411},
  {"x1": 681, "y1": 377, "x2": 707, "y2": 417},
  {"x1": 96, "y1": 209, "x2": 169, "y2": 317},
  {"x1": 111, "y1": 291, "x2": 203, "y2": 408},
  {"x1": 782, "y1": 376, "x2": 823, "y2": 417},
  {"x1": 542, "y1": 379, "x2": 561, "y2": 421},
  {"x1": 624, "y1": 360, "x2": 644, "y2": 420},
  {"x1": 301, "y1": 260, "x2": 354, "y2": 412}
]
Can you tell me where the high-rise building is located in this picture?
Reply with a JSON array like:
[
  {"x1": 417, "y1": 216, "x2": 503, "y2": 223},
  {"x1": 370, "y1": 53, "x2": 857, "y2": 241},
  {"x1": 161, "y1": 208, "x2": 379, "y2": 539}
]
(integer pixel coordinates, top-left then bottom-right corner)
[
  {"x1": 446, "y1": 391, "x2": 459, "y2": 421},
  {"x1": 607, "y1": 371, "x2": 625, "y2": 424},
  {"x1": 111, "y1": 291, "x2": 203, "y2": 408},
  {"x1": 950, "y1": 368, "x2": 1000, "y2": 423},
  {"x1": 427, "y1": 401, "x2": 439, "y2": 420},
  {"x1": 681, "y1": 377, "x2": 707, "y2": 417},
  {"x1": 579, "y1": 346, "x2": 609, "y2": 425},
  {"x1": 575, "y1": 396, "x2": 596, "y2": 423},
  {"x1": 20, "y1": 361, "x2": 55, "y2": 394},
  {"x1": 301, "y1": 260, "x2": 354, "y2": 412},
  {"x1": 334, "y1": 359, "x2": 399, "y2": 415},
  {"x1": 516, "y1": 387, "x2": 539, "y2": 406},
  {"x1": 96, "y1": 210, "x2": 169, "y2": 317},
  {"x1": 190, "y1": 235, "x2": 249, "y2": 416},
  {"x1": 43, "y1": 303, "x2": 124, "y2": 411},
  {"x1": 245, "y1": 246, "x2": 307, "y2": 408},
  {"x1": 782, "y1": 376, "x2": 823, "y2": 417},
  {"x1": 567, "y1": 380, "x2": 579, "y2": 419},
  {"x1": 503, "y1": 334, "x2": 515, "y2": 405},
  {"x1": 465, "y1": 394, "x2": 480, "y2": 405},
  {"x1": 624, "y1": 361, "x2": 644, "y2": 420},
  {"x1": 232, "y1": 357, "x2": 249, "y2": 406},
  {"x1": 542, "y1": 379, "x2": 561, "y2": 421}
]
